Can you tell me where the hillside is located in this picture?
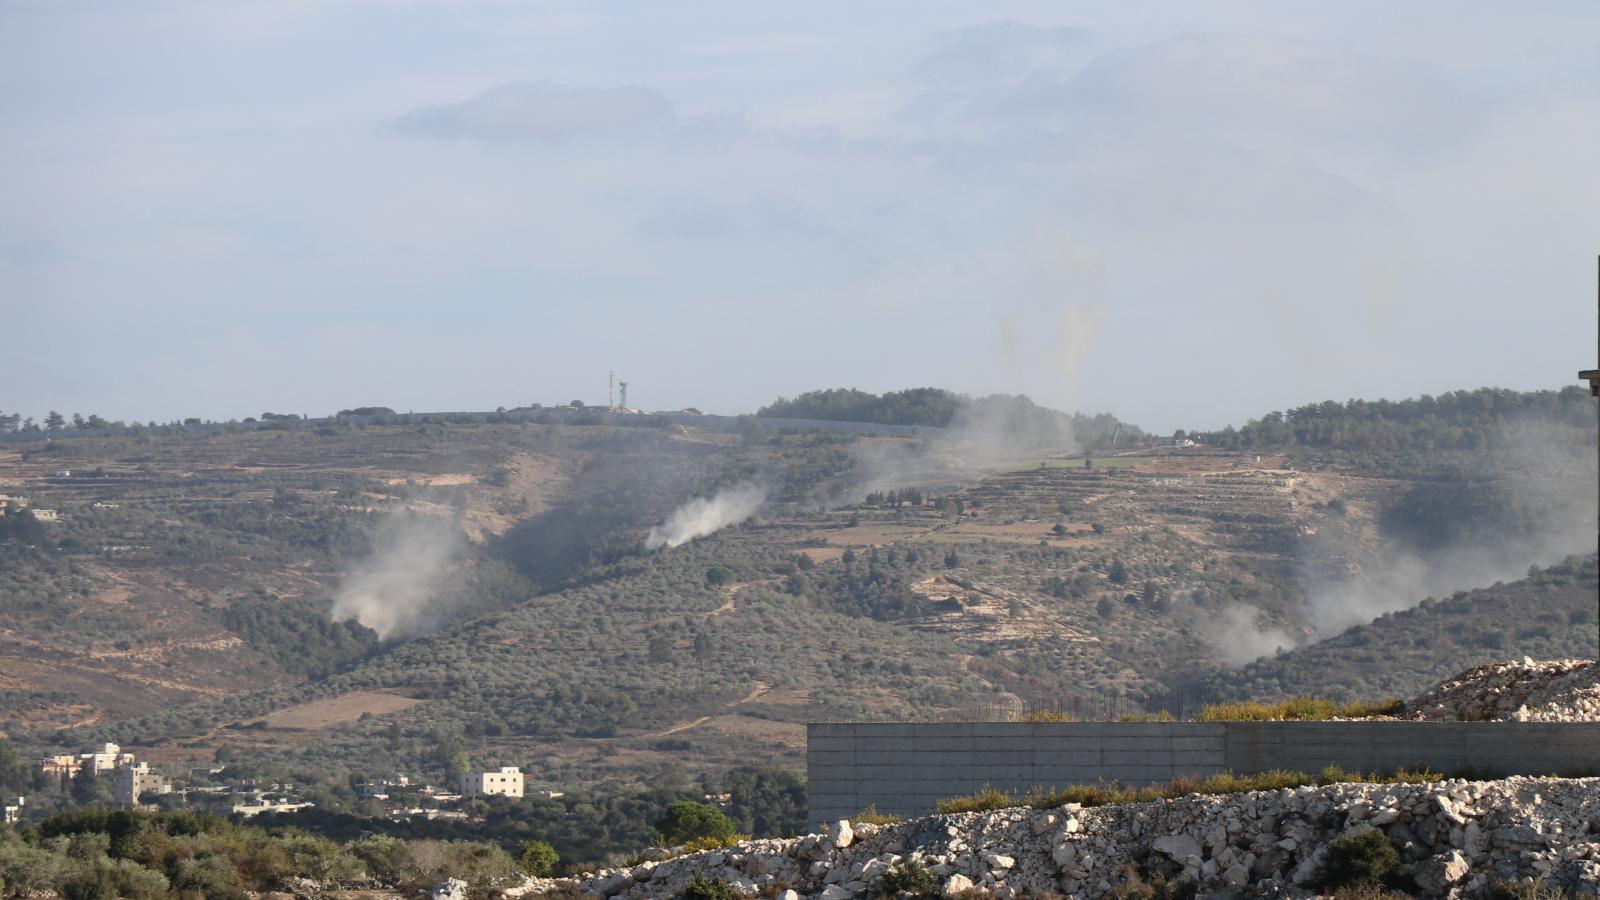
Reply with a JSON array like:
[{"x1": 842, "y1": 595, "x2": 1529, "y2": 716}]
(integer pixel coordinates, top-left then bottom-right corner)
[
  {"x1": 0, "y1": 384, "x2": 1594, "y2": 798},
  {"x1": 1210, "y1": 556, "x2": 1598, "y2": 703}
]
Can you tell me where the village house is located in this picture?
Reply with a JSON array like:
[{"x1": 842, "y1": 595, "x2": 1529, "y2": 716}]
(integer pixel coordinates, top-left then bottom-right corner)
[
  {"x1": 3, "y1": 797, "x2": 22, "y2": 825},
  {"x1": 460, "y1": 765, "x2": 523, "y2": 798},
  {"x1": 114, "y1": 762, "x2": 170, "y2": 809},
  {"x1": 39, "y1": 742, "x2": 136, "y2": 779}
]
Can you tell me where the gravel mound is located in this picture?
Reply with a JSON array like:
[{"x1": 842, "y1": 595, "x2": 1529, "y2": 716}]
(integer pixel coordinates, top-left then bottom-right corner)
[
  {"x1": 1404, "y1": 658, "x2": 1600, "y2": 722},
  {"x1": 509, "y1": 776, "x2": 1600, "y2": 899}
]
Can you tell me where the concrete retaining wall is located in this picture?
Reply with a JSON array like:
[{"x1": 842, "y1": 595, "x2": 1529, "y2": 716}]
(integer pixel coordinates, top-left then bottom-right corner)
[{"x1": 807, "y1": 721, "x2": 1600, "y2": 823}]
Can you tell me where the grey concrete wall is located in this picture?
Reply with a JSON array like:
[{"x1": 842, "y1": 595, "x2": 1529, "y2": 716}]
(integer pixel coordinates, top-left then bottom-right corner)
[
  {"x1": 808, "y1": 723, "x2": 1227, "y2": 824},
  {"x1": 1223, "y1": 721, "x2": 1600, "y2": 776},
  {"x1": 808, "y1": 721, "x2": 1600, "y2": 823}
]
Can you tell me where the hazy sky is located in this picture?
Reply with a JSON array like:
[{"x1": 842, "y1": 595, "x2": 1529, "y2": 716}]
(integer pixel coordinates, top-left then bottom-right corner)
[{"x1": 3, "y1": 2, "x2": 1598, "y2": 433}]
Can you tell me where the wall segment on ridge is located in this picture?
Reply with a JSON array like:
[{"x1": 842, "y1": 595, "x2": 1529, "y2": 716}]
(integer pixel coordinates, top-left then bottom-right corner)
[{"x1": 807, "y1": 721, "x2": 1600, "y2": 823}]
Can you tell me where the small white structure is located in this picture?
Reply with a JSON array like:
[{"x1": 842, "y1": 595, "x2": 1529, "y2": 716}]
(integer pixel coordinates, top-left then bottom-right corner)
[
  {"x1": 460, "y1": 766, "x2": 523, "y2": 799},
  {"x1": 359, "y1": 774, "x2": 410, "y2": 799},
  {"x1": 3, "y1": 796, "x2": 22, "y2": 825},
  {"x1": 231, "y1": 799, "x2": 314, "y2": 818}
]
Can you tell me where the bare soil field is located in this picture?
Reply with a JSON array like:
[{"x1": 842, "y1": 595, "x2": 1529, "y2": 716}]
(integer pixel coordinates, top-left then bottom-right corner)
[{"x1": 256, "y1": 691, "x2": 424, "y2": 731}]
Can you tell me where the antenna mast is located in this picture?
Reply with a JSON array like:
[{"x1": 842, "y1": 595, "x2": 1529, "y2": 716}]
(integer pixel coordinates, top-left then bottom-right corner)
[
  {"x1": 608, "y1": 370, "x2": 615, "y2": 410},
  {"x1": 619, "y1": 381, "x2": 629, "y2": 410}
]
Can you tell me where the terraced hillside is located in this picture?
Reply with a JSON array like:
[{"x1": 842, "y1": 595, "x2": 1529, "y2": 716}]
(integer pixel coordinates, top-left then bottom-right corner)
[{"x1": 1, "y1": 391, "x2": 1594, "y2": 795}]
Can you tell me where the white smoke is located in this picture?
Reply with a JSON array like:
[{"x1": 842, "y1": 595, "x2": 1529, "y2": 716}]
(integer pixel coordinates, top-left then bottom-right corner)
[
  {"x1": 646, "y1": 483, "x2": 767, "y2": 550},
  {"x1": 330, "y1": 511, "x2": 465, "y2": 640},
  {"x1": 1205, "y1": 422, "x2": 1597, "y2": 665},
  {"x1": 1204, "y1": 605, "x2": 1297, "y2": 667}
]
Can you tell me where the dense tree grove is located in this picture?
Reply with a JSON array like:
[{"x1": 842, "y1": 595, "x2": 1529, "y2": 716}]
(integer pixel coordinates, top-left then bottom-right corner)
[
  {"x1": 1188, "y1": 386, "x2": 1596, "y2": 451},
  {"x1": 220, "y1": 600, "x2": 381, "y2": 678},
  {"x1": 756, "y1": 388, "x2": 964, "y2": 427},
  {"x1": 756, "y1": 388, "x2": 1142, "y2": 449}
]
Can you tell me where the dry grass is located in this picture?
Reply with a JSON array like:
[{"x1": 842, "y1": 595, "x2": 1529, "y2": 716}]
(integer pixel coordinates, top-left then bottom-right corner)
[
  {"x1": 1194, "y1": 697, "x2": 1404, "y2": 722},
  {"x1": 852, "y1": 804, "x2": 902, "y2": 826},
  {"x1": 257, "y1": 691, "x2": 423, "y2": 730},
  {"x1": 1018, "y1": 709, "x2": 1077, "y2": 723}
]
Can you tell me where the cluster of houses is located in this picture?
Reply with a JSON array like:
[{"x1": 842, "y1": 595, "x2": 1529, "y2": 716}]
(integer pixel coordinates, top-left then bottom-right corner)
[
  {"x1": 0, "y1": 494, "x2": 59, "y2": 521},
  {"x1": 13, "y1": 749, "x2": 555, "y2": 826},
  {"x1": 38, "y1": 743, "x2": 172, "y2": 809}
]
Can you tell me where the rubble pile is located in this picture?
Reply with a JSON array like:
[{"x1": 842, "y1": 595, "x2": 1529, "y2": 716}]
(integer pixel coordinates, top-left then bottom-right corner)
[
  {"x1": 1404, "y1": 658, "x2": 1600, "y2": 723},
  {"x1": 509, "y1": 776, "x2": 1600, "y2": 899}
]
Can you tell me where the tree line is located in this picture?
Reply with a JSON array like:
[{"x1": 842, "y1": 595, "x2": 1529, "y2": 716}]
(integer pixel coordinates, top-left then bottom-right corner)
[
  {"x1": 755, "y1": 387, "x2": 1143, "y2": 449},
  {"x1": 1184, "y1": 386, "x2": 1596, "y2": 452}
]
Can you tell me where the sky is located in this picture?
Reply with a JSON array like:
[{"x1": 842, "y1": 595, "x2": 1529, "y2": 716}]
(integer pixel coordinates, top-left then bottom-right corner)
[{"x1": 3, "y1": 1, "x2": 1599, "y2": 434}]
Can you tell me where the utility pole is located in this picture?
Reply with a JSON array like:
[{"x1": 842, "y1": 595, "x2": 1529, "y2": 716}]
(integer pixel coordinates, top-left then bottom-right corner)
[{"x1": 1578, "y1": 254, "x2": 1600, "y2": 658}]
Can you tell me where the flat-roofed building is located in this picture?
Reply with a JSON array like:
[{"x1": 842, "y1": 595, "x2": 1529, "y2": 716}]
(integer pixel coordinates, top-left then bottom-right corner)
[
  {"x1": 115, "y1": 763, "x2": 170, "y2": 808},
  {"x1": 460, "y1": 766, "x2": 523, "y2": 798}
]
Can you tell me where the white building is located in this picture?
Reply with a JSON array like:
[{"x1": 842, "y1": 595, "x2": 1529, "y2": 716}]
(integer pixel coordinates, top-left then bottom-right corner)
[
  {"x1": 460, "y1": 766, "x2": 523, "y2": 798},
  {"x1": 3, "y1": 796, "x2": 22, "y2": 825},
  {"x1": 231, "y1": 799, "x2": 313, "y2": 818},
  {"x1": 85, "y1": 743, "x2": 134, "y2": 775}
]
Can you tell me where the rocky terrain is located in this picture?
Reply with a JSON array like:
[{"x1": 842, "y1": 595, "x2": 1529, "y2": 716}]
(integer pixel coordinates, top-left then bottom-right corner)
[
  {"x1": 1405, "y1": 658, "x2": 1600, "y2": 723},
  {"x1": 511, "y1": 776, "x2": 1600, "y2": 898}
]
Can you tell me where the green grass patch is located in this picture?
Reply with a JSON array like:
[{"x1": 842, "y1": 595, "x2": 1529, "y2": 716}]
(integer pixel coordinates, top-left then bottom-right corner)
[{"x1": 934, "y1": 766, "x2": 1443, "y2": 815}]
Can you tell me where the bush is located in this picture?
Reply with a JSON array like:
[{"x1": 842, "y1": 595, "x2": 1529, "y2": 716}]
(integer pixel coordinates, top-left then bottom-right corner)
[
  {"x1": 1110, "y1": 864, "x2": 1198, "y2": 900},
  {"x1": 853, "y1": 804, "x2": 902, "y2": 826},
  {"x1": 681, "y1": 874, "x2": 739, "y2": 900},
  {"x1": 874, "y1": 860, "x2": 938, "y2": 898},
  {"x1": 517, "y1": 839, "x2": 559, "y2": 877},
  {"x1": 677, "y1": 833, "x2": 749, "y2": 855},
  {"x1": 1321, "y1": 830, "x2": 1400, "y2": 889},
  {"x1": 657, "y1": 801, "x2": 737, "y2": 846}
]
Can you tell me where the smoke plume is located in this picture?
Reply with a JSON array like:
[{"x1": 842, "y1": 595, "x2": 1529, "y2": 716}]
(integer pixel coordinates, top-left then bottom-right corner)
[
  {"x1": 646, "y1": 483, "x2": 767, "y2": 550},
  {"x1": 1204, "y1": 605, "x2": 1297, "y2": 667},
  {"x1": 330, "y1": 510, "x2": 466, "y2": 640},
  {"x1": 1206, "y1": 423, "x2": 1597, "y2": 665}
]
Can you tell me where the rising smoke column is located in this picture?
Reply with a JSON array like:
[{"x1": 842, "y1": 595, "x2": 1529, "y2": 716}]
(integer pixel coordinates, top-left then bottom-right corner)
[
  {"x1": 646, "y1": 483, "x2": 767, "y2": 550},
  {"x1": 330, "y1": 511, "x2": 465, "y2": 639}
]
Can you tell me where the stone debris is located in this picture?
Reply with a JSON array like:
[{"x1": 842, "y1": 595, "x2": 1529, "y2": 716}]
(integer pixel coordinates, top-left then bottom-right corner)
[
  {"x1": 1404, "y1": 658, "x2": 1600, "y2": 722},
  {"x1": 507, "y1": 776, "x2": 1600, "y2": 898}
]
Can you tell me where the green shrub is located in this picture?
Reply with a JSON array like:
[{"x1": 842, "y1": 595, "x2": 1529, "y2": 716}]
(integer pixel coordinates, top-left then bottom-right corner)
[
  {"x1": 1321, "y1": 831, "x2": 1400, "y2": 889},
  {"x1": 681, "y1": 874, "x2": 740, "y2": 900},
  {"x1": 677, "y1": 834, "x2": 750, "y2": 855},
  {"x1": 517, "y1": 839, "x2": 560, "y2": 877},
  {"x1": 657, "y1": 801, "x2": 738, "y2": 846},
  {"x1": 1110, "y1": 863, "x2": 1198, "y2": 899},
  {"x1": 874, "y1": 860, "x2": 938, "y2": 898}
]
